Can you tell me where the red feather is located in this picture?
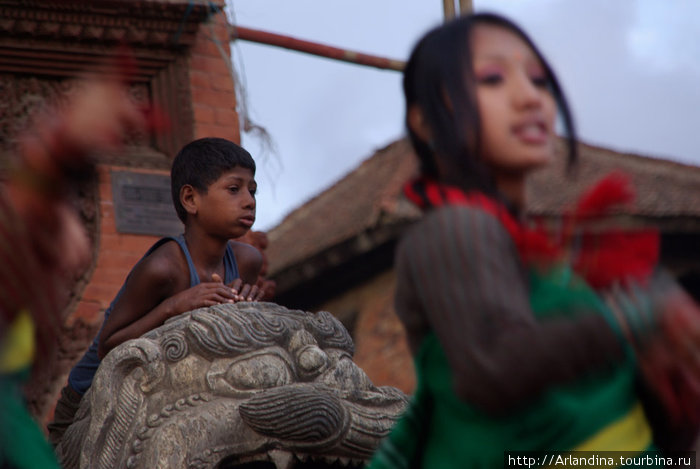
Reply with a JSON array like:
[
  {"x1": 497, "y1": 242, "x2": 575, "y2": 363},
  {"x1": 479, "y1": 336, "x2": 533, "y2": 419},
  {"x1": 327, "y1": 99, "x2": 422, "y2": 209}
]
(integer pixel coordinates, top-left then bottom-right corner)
[
  {"x1": 574, "y1": 230, "x2": 659, "y2": 288},
  {"x1": 573, "y1": 171, "x2": 635, "y2": 219}
]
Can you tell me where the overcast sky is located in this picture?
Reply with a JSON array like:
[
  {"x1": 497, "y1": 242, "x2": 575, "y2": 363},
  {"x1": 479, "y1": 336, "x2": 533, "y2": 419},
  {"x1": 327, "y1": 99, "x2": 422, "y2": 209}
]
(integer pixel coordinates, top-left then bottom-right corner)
[{"x1": 225, "y1": 1, "x2": 700, "y2": 231}]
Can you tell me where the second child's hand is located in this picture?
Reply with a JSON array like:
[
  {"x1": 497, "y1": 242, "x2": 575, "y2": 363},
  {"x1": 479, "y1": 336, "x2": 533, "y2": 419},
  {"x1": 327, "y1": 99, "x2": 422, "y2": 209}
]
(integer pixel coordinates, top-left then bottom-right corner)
[{"x1": 225, "y1": 277, "x2": 263, "y2": 302}]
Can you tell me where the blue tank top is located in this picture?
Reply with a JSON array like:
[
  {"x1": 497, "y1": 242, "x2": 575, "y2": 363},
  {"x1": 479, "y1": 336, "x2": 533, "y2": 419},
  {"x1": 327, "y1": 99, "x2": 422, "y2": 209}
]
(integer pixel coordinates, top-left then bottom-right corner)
[{"x1": 68, "y1": 235, "x2": 239, "y2": 395}]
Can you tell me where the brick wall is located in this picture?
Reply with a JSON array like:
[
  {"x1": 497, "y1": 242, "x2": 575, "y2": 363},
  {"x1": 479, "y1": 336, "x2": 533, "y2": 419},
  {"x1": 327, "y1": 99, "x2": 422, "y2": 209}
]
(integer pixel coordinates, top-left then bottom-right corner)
[
  {"x1": 320, "y1": 270, "x2": 415, "y2": 394},
  {"x1": 189, "y1": 11, "x2": 240, "y2": 142},
  {"x1": 68, "y1": 166, "x2": 165, "y2": 330}
]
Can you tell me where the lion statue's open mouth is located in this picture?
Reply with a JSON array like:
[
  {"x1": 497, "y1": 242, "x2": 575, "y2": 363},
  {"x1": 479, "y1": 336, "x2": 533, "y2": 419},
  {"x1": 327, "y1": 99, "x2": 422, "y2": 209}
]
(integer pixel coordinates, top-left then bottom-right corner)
[{"x1": 57, "y1": 302, "x2": 407, "y2": 469}]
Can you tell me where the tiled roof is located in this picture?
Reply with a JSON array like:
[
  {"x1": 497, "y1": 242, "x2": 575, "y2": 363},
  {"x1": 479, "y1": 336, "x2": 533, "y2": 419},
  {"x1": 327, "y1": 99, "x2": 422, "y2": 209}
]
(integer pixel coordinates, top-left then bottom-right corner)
[
  {"x1": 267, "y1": 139, "x2": 419, "y2": 275},
  {"x1": 268, "y1": 138, "x2": 700, "y2": 275},
  {"x1": 529, "y1": 140, "x2": 700, "y2": 218}
]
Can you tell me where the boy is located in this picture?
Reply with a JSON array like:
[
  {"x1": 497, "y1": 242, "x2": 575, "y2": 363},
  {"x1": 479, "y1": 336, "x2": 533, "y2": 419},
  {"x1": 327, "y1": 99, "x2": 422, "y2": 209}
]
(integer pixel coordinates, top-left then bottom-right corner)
[{"x1": 49, "y1": 137, "x2": 264, "y2": 446}]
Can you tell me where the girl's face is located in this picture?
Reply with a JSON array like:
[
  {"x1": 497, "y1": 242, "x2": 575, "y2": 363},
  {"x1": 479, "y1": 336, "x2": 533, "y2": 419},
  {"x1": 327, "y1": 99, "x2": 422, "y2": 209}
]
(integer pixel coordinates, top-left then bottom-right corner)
[{"x1": 471, "y1": 24, "x2": 557, "y2": 180}]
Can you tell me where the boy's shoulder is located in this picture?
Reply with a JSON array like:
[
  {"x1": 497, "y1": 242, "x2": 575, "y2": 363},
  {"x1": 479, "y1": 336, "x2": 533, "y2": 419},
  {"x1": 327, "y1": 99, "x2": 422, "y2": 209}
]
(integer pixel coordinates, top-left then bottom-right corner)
[
  {"x1": 228, "y1": 239, "x2": 263, "y2": 283},
  {"x1": 131, "y1": 238, "x2": 191, "y2": 285},
  {"x1": 228, "y1": 240, "x2": 262, "y2": 264}
]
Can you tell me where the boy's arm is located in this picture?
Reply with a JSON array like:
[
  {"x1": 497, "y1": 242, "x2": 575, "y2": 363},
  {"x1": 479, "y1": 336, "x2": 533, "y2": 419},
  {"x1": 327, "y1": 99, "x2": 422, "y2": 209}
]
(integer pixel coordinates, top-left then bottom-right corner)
[
  {"x1": 97, "y1": 246, "x2": 238, "y2": 358},
  {"x1": 230, "y1": 240, "x2": 263, "y2": 285}
]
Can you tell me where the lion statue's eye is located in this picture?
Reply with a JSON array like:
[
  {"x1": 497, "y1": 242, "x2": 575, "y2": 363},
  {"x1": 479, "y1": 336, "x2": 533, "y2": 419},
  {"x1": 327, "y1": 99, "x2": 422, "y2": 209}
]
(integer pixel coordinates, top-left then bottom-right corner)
[
  {"x1": 296, "y1": 345, "x2": 329, "y2": 375},
  {"x1": 226, "y1": 354, "x2": 293, "y2": 390},
  {"x1": 206, "y1": 349, "x2": 295, "y2": 395}
]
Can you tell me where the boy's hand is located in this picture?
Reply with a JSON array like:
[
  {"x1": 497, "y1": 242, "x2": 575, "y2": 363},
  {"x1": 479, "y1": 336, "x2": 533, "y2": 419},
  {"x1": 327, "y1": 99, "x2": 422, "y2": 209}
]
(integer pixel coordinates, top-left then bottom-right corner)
[
  {"x1": 165, "y1": 274, "x2": 238, "y2": 316},
  {"x1": 228, "y1": 278, "x2": 264, "y2": 302}
]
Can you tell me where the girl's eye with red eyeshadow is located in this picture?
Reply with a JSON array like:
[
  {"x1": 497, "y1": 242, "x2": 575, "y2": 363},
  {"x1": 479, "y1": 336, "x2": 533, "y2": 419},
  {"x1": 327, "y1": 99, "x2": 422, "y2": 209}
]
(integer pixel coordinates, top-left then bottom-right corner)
[{"x1": 477, "y1": 73, "x2": 503, "y2": 85}]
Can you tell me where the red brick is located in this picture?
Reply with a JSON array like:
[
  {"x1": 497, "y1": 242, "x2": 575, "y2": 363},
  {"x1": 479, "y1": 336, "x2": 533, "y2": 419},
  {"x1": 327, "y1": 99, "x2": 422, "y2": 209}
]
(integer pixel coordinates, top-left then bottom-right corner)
[
  {"x1": 194, "y1": 123, "x2": 217, "y2": 139},
  {"x1": 326, "y1": 273, "x2": 416, "y2": 393},
  {"x1": 100, "y1": 214, "x2": 117, "y2": 233},
  {"x1": 100, "y1": 207, "x2": 117, "y2": 233},
  {"x1": 67, "y1": 300, "x2": 104, "y2": 327},
  {"x1": 82, "y1": 282, "x2": 121, "y2": 307},
  {"x1": 86, "y1": 267, "x2": 129, "y2": 287},
  {"x1": 355, "y1": 308, "x2": 415, "y2": 393},
  {"x1": 191, "y1": 35, "x2": 228, "y2": 59},
  {"x1": 215, "y1": 108, "x2": 238, "y2": 126},
  {"x1": 210, "y1": 73, "x2": 234, "y2": 93},
  {"x1": 99, "y1": 233, "x2": 158, "y2": 255},
  {"x1": 100, "y1": 200, "x2": 114, "y2": 215},
  {"x1": 208, "y1": 15, "x2": 230, "y2": 37},
  {"x1": 189, "y1": 70, "x2": 211, "y2": 90},
  {"x1": 119, "y1": 233, "x2": 161, "y2": 253},
  {"x1": 189, "y1": 54, "x2": 230, "y2": 76},
  {"x1": 97, "y1": 165, "x2": 111, "y2": 182},
  {"x1": 215, "y1": 123, "x2": 238, "y2": 137},
  {"x1": 193, "y1": 104, "x2": 216, "y2": 124},
  {"x1": 195, "y1": 13, "x2": 230, "y2": 42},
  {"x1": 191, "y1": 87, "x2": 234, "y2": 108},
  {"x1": 98, "y1": 179, "x2": 113, "y2": 201},
  {"x1": 95, "y1": 250, "x2": 142, "y2": 271},
  {"x1": 99, "y1": 233, "x2": 119, "y2": 251},
  {"x1": 194, "y1": 123, "x2": 239, "y2": 142},
  {"x1": 193, "y1": 123, "x2": 221, "y2": 138}
]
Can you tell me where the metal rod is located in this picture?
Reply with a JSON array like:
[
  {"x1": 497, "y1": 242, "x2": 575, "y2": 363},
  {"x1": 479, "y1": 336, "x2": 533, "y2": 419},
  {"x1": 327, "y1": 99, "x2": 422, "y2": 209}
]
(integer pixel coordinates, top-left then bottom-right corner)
[{"x1": 231, "y1": 26, "x2": 405, "y2": 72}]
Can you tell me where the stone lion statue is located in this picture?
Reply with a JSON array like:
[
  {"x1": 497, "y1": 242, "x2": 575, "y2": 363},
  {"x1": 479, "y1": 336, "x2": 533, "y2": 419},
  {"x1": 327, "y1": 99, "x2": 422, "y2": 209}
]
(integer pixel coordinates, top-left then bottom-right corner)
[{"x1": 57, "y1": 302, "x2": 408, "y2": 469}]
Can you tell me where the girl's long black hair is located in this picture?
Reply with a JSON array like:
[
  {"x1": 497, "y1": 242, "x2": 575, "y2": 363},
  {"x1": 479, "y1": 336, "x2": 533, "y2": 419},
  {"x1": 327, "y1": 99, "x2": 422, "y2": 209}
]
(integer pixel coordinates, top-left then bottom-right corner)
[{"x1": 403, "y1": 12, "x2": 577, "y2": 195}]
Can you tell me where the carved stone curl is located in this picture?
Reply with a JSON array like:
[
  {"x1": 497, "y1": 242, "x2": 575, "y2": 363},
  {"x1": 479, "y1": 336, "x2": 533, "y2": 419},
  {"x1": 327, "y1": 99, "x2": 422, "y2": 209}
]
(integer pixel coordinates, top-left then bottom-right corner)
[{"x1": 57, "y1": 302, "x2": 407, "y2": 469}]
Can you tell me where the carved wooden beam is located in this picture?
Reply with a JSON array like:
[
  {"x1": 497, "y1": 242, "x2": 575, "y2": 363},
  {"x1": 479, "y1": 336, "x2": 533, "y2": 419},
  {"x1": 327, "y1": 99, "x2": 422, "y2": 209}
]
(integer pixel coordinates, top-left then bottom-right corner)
[{"x1": 0, "y1": 0, "x2": 216, "y2": 79}]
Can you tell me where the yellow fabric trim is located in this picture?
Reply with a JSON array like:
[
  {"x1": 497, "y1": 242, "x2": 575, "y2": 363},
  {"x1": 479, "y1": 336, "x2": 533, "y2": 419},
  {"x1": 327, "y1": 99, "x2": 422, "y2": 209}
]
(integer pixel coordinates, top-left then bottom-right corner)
[
  {"x1": 0, "y1": 309, "x2": 35, "y2": 373},
  {"x1": 541, "y1": 403, "x2": 652, "y2": 469},
  {"x1": 573, "y1": 402, "x2": 651, "y2": 452}
]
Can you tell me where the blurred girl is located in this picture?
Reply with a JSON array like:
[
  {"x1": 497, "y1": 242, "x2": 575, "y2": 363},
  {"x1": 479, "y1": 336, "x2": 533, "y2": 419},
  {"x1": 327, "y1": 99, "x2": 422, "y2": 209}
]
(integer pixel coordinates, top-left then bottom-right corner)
[
  {"x1": 0, "y1": 72, "x2": 148, "y2": 468},
  {"x1": 369, "y1": 12, "x2": 699, "y2": 469}
]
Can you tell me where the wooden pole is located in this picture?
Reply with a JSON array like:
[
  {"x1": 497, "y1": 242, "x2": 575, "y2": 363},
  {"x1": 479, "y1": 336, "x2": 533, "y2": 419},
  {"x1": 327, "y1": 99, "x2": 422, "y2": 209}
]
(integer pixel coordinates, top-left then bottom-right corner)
[
  {"x1": 231, "y1": 26, "x2": 405, "y2": 72},
  {"x1": 459, "y1": 0, "x2": 473, "y2": 14},
  {"x1": 443, "y1": 0, "x2": 456, "y2": 21}
]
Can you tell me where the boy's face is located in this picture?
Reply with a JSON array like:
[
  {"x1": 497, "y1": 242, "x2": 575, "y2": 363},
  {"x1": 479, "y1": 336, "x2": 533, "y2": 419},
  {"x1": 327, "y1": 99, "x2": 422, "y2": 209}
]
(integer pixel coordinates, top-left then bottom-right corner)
[{"x1": 195, "y1": 166, "x2": 257, "y2": 239}]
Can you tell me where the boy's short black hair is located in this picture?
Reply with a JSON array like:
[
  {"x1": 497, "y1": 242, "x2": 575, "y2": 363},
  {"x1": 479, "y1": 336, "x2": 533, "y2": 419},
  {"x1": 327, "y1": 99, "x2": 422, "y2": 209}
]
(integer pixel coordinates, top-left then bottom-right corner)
[{"x1": 171, "y1": 137, "x2": 256, "y2": 223}]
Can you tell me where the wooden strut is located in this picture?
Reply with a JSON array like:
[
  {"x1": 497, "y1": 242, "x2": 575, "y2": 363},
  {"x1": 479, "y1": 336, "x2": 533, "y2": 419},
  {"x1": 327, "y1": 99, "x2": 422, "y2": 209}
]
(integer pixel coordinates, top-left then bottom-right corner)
[
  {"x1": 444, "y1": 0, "x2": 473, "y2": 20},
  {"x1": 460, "y1": 0, "x2": 473, "y2": 15},
  {"x1": 443, "y1": 0, "x2": 456, "y2": 20},
  {"x1": 231, "y1": 26, "x2": 405, "y2": 72}
]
